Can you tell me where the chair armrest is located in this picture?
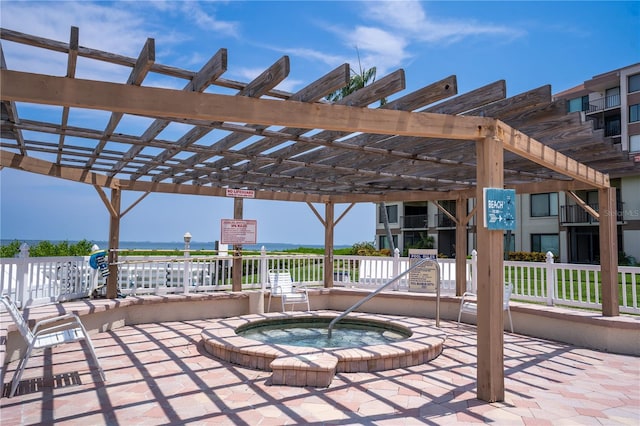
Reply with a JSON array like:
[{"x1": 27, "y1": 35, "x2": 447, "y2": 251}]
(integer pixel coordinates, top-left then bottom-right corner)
[
  {"x1": 32, "y1": 313, "x2": 82, "y2": 334},
  {"x1": 460, "y1": 291, "x2": 476, "y2": 300}
]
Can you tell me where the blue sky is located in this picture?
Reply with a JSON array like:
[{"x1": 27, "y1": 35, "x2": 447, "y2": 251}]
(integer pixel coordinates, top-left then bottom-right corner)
[{"x1": 1, "y1": 0, "x2": 639, "y2": 246}]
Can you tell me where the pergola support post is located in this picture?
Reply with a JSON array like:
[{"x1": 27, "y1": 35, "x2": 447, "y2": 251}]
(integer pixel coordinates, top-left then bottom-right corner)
[
  {"x1": 455, "y1": 197, "x2": 468, "y2": 296},
  {"x1": 599, "y1": 187, "x2": 619, "y2": 316},
  {"x1": 107, "y1": 187, "x2": 121, "y2": 299},
  {"x1": 475, "y1": 136, "x2": 505, "y2": 402},
  {"x1": 324, "y1": 202, "x2": 335, "y2": 288},
  {"x1": 232, "y1": 198, "x2": 243, "y2": 292}
]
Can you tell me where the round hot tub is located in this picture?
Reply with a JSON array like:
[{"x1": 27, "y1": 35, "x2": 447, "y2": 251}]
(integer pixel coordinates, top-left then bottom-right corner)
[
  {"x1": 235, "y1": 316, "x2": 411, "y2": 348},
  {"x1": 201, "y1": 311, "x2": 446, "y2": 376}
]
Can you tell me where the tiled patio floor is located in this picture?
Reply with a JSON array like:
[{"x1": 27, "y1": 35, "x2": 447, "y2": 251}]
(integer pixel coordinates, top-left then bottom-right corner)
[{"x1": 1, "y1": 319, "x2": 638, "y2": 425}]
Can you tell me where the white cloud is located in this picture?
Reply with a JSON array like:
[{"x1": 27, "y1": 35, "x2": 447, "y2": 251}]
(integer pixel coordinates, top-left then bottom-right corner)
[
  {"x1": 281, "y1": 47, "x2": 347, "y2": 69},
  {"x1": 1, "y1": 2, "x2": 149, "y2": 56},
  {"x1": 364, "y1": 0, "x2": 523, "y2": 43},
  {"x1": 178, "y1": 1, "x2": 240, "y2": 37},
  {"x1": 324, "y1": 0, "x2": 525, "y2": 74},
  {"x1": 235, "y1": 66, "x2": 268, "y2": 82},
  {"x1": 364, "y1": 0, "x2": 428, "y2": 34},
  {"x1": 344, "y1": 26, "x2": 410, "y2": 73}
]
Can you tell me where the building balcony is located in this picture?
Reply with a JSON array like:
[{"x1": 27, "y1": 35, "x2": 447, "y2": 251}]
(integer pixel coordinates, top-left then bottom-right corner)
[
  {"x1": 435, "y1": 212, "x2": 456, "y2": 228},
  {"x1": 560, "y1": 202, "x2": 624, "y2": 224},
  {"x1": 402, "y1": 214, "x2": 428, "y2": 229},
  {"x1": 586, "y1": 94, "x2": 621, "y2": 114}
]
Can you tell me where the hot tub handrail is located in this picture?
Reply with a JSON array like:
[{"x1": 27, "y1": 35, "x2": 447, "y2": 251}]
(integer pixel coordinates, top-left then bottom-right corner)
[{"x1": 328, "y1": 257, "x2": 440, "y2": 338}]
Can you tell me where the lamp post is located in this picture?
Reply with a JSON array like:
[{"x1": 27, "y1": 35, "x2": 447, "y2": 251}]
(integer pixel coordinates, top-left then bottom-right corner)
[{"x1": 183, "y1": 232, "x2": 192, "y2": 257}]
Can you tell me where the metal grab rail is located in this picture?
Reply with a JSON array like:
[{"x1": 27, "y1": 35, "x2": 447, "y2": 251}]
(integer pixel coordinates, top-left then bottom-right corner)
[{"x1": 328, "y1": 257, "x2": 441, "y2": 337}]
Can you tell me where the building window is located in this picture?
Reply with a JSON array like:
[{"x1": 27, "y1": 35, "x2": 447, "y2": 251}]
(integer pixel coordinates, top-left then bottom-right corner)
[
  {"x1": 530, "y1": 193, "x2": 558, "y2": 217},
  {"x1": 567, "y1": 96, "x2": 588, "y2": 113},
  {"x1": 378, "y1": 235, "x2": 398, "y2": 250},
  {"x1": 630, "y1": 134, "x2": 640, "y2": 152},
  {"x1": 378, "y1": 204, "x2": 398, "y2": 224},
  {"x1": 604, "y1": 116, "x2": 621, "y2": 137},
  {"x1": 531, "y1": 234, "x2": 559, "y2": 256},
  {"x1": 630, "y1": 104, "x2": 640, "y2": 123},
  {"x1": 629, "y1": 73, "x2": 640, "y2": 93}
]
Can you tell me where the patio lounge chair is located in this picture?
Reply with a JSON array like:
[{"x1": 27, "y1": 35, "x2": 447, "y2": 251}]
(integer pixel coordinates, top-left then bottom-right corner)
[
  {"x1": 457, "y1": 282, "x2": 514, "y2": 333},
  {"x1": 1, "y1": 295, "x2": 106, "y2": 397},
  {"x1": 267, "y1": 269, "x2": 310, "y2": 312}
]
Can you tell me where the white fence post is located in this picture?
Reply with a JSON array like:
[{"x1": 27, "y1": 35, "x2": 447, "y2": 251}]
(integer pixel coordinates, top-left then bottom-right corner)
[
  {"x1": 393, "y1": 248, "x2": 400, "y2": 290},
  {"x1": 260, "y1": 246, "x2": 268, "y2": 291},
  {"x1": 471, "y1": 249, "x2": 478, "y2": 293},
  {"x1": 546, "y1": 251, "x2": 555, "y2": 306},
  {"x1": 17, "y1": 243, "x2": 30, "y2": 308}
]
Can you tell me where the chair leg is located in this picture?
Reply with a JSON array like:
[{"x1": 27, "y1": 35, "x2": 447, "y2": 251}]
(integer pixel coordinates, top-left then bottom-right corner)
[
  {"x1": 507, "y1": 309, "x2": 514, "y2": 333},
  {"x1": 82, "y1": 337, "x2": 106, "y2": 382},
  {"x1": 75, "y1": 321, "x2": 106, "y2": 382},
  {"x1": 9, "y1": 343, "x2": 35, "y2": 398}
]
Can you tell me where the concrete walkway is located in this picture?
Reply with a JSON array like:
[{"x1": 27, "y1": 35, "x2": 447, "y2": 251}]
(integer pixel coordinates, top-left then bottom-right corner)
[{"x1": 1, "y1": 319, "x2": 638, "y2": 425}]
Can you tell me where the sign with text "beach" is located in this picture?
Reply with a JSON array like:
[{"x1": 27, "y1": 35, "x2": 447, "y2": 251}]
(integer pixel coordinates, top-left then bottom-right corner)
[
  {"x1": 226, "y1": 188, "x2": 255, "y2": 198},
  {"x1": 483, "y1": 188, "x2": 516, "y2": 231},
  {"x1": 221, "y1": 219, "x2": 257, "y2": 245}
]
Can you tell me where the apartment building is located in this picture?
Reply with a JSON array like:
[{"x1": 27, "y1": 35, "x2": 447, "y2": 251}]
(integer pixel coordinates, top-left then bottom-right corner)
[{"x1": 376, "y1": 63, "x2": 640, "y2": 263}]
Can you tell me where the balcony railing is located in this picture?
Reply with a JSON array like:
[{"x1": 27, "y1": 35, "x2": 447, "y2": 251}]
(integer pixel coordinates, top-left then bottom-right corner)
[
  {"x1": 560, "y1": 202, "x2": 624, "y2": 224},
  {"x1": 435, "y1": 212, "x2": 456, "y2": 227},
  {"x1": 586, "y1": 94, "x2": 621, "y2": 113},
  {"x1": 605, "y1": 120, "x2": 621, "y2": 137},
  {"x1": 402, "y1": 214, "x2": 428, "y2": 228}
]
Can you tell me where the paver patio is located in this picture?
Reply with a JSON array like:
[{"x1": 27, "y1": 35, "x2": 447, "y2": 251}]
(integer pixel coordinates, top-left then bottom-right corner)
[{"x1": 1, "y1": 319, "x2": 638, "y2": 425}]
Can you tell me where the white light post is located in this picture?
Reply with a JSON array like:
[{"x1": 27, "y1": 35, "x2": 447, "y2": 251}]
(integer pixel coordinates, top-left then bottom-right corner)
[{"x1": 183, "y1": 232, "x2": 192, "y2": 257}]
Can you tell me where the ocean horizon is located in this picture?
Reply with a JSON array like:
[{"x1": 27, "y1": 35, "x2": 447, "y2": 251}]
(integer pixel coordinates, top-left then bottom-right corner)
[{"x1": 1, "y1": 239, "x2": 351, "y2": 252}]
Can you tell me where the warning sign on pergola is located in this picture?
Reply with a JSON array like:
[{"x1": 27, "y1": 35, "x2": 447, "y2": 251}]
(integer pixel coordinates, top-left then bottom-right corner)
[{"x1": 220, "y1": 219, "x2": 257, "y2": 245}]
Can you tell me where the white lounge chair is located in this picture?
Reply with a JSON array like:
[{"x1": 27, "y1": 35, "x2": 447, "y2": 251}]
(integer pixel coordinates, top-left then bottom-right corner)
[
  {"x1": 457, "y1": 282, "x2": 514, "y2": 333},
  {"x1": 267, "y1": 269, "x2": 310, "y2": 312},
  {"x1": 1, "y1": 295, "x2": 106, "y2": 397}
]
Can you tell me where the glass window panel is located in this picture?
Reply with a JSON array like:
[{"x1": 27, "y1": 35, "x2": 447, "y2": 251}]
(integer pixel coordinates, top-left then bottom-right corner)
[
  {"x1": 628, "y1": 74, "x2": 640, "y2": 93},
  {"x1": 567, "y1": 97, "x2": 583, "y2": 112},
  {"x1": 630, "y1": 134, "x2": 640, "y2": 152},
  {"x1": 549, "y1": 193, "x2": 558, "y2": 216},
  {"x1": 630, "y1": 104, "x2": 640, "y2": 123}
]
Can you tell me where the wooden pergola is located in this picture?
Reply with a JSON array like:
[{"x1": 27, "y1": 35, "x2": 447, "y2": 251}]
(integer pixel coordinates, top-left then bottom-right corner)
[{"x1": 0, "y1": 27, "x2": 632, "y2": 402}]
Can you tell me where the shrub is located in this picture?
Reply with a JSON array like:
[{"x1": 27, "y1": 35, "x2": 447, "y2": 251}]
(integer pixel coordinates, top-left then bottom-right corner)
[
  {"x1": 506, "y1": 251, "x2": 549, "y2": 262},
  {"x1": 0, "y1": 240, "x2": 94, "y2": 257}
]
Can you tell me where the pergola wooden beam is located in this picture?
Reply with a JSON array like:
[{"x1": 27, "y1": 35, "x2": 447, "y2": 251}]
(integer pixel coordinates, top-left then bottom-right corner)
[
  {"x1": 1, "y1": 69, "x2": 610, "y2": 191},
  {"x1": 0, "y1": 70, "x2": 496, "y2": 141},
  {"x1": 496, "y1": 121, "x2": 609, "y2": 188}
]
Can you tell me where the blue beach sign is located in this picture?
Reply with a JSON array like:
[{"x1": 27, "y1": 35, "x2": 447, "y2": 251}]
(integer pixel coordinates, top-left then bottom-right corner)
[{"x1": 483, "y1": 188, "x2": 516, "y2": 231}]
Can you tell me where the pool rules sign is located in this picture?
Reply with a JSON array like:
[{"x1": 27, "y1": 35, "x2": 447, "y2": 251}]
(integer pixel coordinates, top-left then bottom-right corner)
[
  {"x1": 408, "y1": 249, "x2": 438, "y2": 293},
  {"x1": 221, "y1": 219, "x2": 257, "y2": 245},
  {"x1": 483, "y1": 188, "x2": 516, "y2": 231}
]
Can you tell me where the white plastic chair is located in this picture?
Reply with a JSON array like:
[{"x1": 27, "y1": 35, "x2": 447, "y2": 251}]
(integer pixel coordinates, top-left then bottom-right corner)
[
  {"x1": 457, "y1": 282, "x2": 514, "y2": 333},
  {"x1": 1, "y1": 295, "x2": 106, "y2": 397},
  {"x1": 267, "y1": 269, "x2": 310, "y2": 312}
]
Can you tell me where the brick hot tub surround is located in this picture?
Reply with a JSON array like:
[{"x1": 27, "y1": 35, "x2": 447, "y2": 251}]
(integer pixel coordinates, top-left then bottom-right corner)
[{"x1": 200, "y1": 310, "x2": 446, "y2": 387}]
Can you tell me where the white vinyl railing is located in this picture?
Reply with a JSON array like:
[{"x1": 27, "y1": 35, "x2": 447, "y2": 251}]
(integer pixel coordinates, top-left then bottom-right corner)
[
  {"x1": 1, "y1": 244, "x2": 96, "y2": 307},
  {"x1": 1, "y1": 244, "x2": 639, "y2": 314}
]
